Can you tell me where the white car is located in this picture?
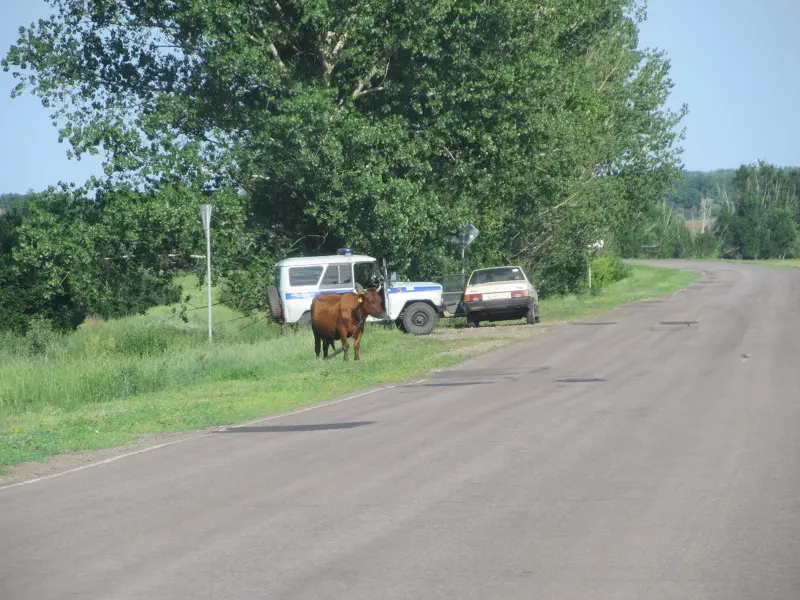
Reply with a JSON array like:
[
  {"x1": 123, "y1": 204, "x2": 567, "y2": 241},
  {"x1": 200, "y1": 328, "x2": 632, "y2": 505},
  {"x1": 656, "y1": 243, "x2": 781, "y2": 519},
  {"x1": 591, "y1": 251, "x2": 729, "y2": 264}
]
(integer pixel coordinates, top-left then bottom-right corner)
[{"x1": 462, "y1": 265, "x2": 540, "y2": 327}]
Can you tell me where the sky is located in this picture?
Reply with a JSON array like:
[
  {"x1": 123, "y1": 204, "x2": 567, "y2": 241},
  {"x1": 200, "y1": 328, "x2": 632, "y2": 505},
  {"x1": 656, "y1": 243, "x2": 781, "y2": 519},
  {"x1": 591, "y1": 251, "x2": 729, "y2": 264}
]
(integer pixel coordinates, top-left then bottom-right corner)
[{"x1": 1, "y1": 0, "x2": 799, "y2": 194}]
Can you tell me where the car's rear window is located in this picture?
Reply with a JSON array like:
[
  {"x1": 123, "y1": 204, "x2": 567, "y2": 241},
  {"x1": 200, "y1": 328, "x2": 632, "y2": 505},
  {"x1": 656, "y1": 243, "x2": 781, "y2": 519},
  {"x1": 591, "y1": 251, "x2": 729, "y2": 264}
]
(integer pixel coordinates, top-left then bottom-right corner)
[{"x1": 468, "y1": 267, "x2": 525, "y2": 285}]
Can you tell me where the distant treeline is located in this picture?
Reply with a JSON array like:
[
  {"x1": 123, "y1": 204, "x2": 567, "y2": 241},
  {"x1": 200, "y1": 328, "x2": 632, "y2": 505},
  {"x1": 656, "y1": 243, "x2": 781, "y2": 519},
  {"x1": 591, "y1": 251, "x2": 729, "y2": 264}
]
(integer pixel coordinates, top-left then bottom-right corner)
[
  {"x1": 618, "y1": 161, "x2": 800, "y2": 261},
  {"x1": 0, "y1": 193, "x2": 27, "y2": 212},
  {"x1": 664, "y1": 169, "x2": 735, "y2": 215}
]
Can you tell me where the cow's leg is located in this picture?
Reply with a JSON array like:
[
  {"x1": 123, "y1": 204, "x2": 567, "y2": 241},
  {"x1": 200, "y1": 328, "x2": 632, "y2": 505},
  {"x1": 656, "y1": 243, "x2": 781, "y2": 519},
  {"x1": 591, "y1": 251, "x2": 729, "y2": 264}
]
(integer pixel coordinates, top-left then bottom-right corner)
[
  {"x1": 353, "y1": 326, "x2": 364, "y2": 361},
  {"x1": 314, "y1": 329, "x2": 321, "y2": 360},
  {"x1": 323, "y1": 339, "x2": 332, "y2": 359},
  {"x1": 338, "y1": 326, "x2": 350, "y2": 361}
]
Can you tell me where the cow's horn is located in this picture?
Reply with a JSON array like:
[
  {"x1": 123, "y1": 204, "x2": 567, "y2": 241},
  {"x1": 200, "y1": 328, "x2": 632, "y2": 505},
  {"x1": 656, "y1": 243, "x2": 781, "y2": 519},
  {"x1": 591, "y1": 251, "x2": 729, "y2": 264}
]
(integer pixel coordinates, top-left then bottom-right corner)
[{"x1": 375, "y1": 283, "x2": 382, "y2": 293}]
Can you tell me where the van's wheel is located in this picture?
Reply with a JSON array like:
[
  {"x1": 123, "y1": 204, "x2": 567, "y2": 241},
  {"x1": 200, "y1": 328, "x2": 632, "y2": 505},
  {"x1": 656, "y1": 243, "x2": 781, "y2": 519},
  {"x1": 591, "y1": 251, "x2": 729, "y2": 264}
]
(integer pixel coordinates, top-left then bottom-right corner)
[
  {"x1": 401, "y1": 303, "x2": 439, "y2": 335},
  {"x1": 297, "y1": 311, "x2": 312, "y2": 326},
  {"x1": 266, "y1": 285, "x2": 282, "y2": 320}
]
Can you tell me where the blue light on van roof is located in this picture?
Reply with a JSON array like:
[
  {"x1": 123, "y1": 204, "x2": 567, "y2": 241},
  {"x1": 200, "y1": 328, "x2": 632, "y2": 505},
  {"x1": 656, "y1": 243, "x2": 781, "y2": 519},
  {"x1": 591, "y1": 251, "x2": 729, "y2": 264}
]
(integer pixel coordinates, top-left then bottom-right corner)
[{"x1": 337, "y1": 248, "x2": 355, "y2": 255}]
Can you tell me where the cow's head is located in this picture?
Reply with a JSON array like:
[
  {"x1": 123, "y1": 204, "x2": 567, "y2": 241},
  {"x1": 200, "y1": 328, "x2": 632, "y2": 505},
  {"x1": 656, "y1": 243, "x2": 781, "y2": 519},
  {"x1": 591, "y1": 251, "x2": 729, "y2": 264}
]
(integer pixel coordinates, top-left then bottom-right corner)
[{"x1": 359, "y1": 285, "x2": 388, "y2": 320}]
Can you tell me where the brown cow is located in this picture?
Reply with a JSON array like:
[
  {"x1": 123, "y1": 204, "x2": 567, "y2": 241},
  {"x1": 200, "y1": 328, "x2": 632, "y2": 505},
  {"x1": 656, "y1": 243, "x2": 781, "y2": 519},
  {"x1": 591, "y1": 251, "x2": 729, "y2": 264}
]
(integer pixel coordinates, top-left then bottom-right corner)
[{"x1": 310, "y1": 287, "x2": 387, "y2": 361}]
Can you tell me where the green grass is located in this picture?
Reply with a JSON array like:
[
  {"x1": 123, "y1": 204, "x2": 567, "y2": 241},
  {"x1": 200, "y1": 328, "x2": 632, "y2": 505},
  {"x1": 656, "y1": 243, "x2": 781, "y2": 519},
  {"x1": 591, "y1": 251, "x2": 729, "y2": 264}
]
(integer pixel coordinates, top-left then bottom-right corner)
[
  {"x1": 0, "y1": 264, "x2": 698, "y2": 472},
  {"x1": 729, "y1": 258, "x2": 800, "y2": 269},
  {"x1": 539, "y1": 264, "x2": 700, "y2": 323},
  {"x1": 671, "y1": 257, "x2": 800, "y2": 270}
]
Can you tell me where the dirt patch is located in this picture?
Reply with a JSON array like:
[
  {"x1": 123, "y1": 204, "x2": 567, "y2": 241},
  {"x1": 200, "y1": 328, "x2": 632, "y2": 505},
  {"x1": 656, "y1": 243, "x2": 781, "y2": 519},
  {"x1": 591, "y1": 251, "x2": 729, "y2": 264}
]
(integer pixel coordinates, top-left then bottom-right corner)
[
  {"x1": 432, "y1": 322, "x2": 554, "y2": 341},
  {"x1": 439, "y1": 339, "x2": 512, "y2": 357}
]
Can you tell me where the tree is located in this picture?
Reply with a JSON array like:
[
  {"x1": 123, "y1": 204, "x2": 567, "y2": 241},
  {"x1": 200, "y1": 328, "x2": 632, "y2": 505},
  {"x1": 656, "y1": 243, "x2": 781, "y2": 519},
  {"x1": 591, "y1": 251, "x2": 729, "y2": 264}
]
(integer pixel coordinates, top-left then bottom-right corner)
[
  {"x1": 4, "y1": 0, "x2": 687, "y2": 311},
  {"x1": 714, "y1": 161, "x2": 800, "y2": 259}
]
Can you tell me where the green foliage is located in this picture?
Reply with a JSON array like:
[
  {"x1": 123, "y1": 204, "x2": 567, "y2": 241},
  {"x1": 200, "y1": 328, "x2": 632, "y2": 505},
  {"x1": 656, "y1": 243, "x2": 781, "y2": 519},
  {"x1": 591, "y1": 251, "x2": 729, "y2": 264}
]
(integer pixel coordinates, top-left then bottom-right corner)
[
  {"x1": 612, "y1": 201, "x2": 719, "y2": 259},
  {"x1": 2, "y1": 0, "x2": 687, "y2": 318},
  {"x1": 22, "y1": 316, "x2": 61, "y2": 356},
  {"x1": 0, "y1": 193, "x2": 30, "y2": 211},
  {"x1": 0, "y1": 185, "x2": 244, "y2": 332},
  {"x1": 664, "y1": 169, "x2": 735, "y2": 215},
  {"x1": 590, "y1": 252, "x2": 632, "y2": 289},
  {"x1": 616, "y1": 161, "x2": 800, "y2": 260},
  {"x1": 714, "y1": 162, "x2": 800, "y2": 259}
]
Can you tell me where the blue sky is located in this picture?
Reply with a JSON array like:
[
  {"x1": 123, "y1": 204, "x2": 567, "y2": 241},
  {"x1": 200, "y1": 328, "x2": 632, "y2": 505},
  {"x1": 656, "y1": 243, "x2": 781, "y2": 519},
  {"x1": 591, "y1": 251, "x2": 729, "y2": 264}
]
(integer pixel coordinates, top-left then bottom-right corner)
[{"x1": 1, "y1": 0, "x2": 799, "y2": 194}]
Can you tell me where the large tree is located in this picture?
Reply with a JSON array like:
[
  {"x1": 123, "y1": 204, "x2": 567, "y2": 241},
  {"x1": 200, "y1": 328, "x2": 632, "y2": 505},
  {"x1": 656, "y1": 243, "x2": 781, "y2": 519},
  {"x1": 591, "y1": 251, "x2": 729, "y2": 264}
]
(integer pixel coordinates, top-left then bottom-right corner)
[{"x1": 4, "y1": 0, "x2": 686, "y2": 307}]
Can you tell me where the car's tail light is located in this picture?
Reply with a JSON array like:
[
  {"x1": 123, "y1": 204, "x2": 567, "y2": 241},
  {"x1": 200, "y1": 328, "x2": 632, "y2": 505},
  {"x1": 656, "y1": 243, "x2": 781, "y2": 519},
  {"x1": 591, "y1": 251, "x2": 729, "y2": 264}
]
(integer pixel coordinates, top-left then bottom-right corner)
[
  {"x1": 511, "y1": 290, "x2": 530, "y2": 298},
  {"x1": 464, "y1": 293, "x2": 482, "y2": 302}
]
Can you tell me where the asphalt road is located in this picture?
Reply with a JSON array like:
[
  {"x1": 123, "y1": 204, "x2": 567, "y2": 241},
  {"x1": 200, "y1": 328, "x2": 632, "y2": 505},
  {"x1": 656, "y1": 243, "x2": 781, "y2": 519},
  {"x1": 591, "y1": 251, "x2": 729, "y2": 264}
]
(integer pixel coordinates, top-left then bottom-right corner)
[{"x1": 2, "y1": 260, "x2": 800, "y2": 600}]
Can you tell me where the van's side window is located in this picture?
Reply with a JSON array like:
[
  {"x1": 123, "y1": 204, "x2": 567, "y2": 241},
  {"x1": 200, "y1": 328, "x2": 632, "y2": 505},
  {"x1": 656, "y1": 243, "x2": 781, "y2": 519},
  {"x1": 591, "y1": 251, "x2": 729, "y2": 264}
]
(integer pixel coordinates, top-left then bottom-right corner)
[
  {"x1": 289, "y1": 266, "x2": 323, "y2": 286},
  {"x1": 320, "y1": 265, "x2": 353, "y2": 289},
  {"x1": 320, "y1": 265, "x2": 339, "y2": 286}
]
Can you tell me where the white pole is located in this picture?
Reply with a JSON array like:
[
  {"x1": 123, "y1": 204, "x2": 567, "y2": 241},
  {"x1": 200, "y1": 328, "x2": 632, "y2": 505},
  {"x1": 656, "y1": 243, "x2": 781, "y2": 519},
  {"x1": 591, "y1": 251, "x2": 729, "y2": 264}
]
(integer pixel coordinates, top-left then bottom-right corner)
[{"x1": 200, "y1": 204, "x2": 213, "y2": 342}]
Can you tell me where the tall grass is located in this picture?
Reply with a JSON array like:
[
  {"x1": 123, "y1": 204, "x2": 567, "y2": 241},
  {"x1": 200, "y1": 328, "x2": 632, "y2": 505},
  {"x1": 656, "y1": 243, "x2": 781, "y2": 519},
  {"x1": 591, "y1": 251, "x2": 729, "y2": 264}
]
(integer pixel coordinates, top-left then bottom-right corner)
[{"x1": 0, "y1": 314, "x2": 491, "y2": 468}]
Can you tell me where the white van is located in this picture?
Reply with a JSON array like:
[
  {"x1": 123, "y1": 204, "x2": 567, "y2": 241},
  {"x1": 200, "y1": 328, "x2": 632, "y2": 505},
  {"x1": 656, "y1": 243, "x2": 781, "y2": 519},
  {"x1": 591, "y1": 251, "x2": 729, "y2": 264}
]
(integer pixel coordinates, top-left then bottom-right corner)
[{"x1": 266, "y1": 249, "x2": 444, "y2": 335}]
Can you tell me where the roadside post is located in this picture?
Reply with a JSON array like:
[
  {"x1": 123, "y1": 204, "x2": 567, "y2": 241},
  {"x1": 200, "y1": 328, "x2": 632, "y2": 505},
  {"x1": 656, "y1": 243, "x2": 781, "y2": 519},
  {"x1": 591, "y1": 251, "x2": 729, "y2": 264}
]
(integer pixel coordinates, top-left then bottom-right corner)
[
  {"x1": 453, "y1": 223, "x2": 480, "y2": 279},
  {"x1": 200, "y1": 204, "x2": 213, "y2": 342}
]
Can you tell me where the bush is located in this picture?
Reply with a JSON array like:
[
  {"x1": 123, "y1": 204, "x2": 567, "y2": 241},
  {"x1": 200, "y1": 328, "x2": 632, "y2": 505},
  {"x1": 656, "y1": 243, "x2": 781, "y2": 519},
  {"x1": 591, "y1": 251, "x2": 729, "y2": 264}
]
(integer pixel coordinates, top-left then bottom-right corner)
[
  {"x1": 692, "y1": 230, "x2": 720, "y2": 258},
  {"x1": 590, "y1": 252, "x2": 632, "y2": 290},
  {"x1": 23, "y1": 317, "x2": 61, "y2": 356}
]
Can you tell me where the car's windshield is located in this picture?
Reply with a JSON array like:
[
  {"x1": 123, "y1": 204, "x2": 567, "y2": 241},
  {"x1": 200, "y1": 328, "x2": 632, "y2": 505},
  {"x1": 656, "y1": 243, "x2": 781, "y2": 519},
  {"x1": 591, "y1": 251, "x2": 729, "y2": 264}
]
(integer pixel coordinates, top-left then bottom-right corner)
[{"x1": 468, "y1": 267, "x2": 525, "y2": 285}]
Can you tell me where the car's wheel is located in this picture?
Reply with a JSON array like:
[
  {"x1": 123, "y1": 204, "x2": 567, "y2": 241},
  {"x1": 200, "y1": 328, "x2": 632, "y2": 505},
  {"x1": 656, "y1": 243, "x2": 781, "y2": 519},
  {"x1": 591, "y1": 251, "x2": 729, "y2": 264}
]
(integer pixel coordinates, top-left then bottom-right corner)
[
  {"x1": 297, "y1": 311, "x2": 312, "y2": 326},
  {"x1": 466, "y1": 314, "x2": 479, "y2": 328},
  {"x1": 402, "y1": 302, "x2": 439, "y2": 335},
  {"x1": 526, "y1": 304, "x2": 537, "y2": 325}
]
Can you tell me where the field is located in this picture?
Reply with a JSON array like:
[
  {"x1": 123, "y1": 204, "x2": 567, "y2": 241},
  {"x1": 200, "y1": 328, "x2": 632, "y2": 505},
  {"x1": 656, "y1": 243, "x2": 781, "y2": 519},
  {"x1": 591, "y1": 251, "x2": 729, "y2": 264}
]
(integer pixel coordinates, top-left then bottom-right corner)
[{"x1": 0, "y1": 264, "x2": 699, "y2": 472}]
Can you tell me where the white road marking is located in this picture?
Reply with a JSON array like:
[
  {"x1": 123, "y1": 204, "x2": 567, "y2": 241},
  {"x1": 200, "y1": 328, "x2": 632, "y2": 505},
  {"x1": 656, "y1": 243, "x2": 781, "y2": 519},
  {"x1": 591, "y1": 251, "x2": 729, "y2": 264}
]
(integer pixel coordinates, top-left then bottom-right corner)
[{"x1": 0, "y1": 439, "x2": 200, "y2": 492}]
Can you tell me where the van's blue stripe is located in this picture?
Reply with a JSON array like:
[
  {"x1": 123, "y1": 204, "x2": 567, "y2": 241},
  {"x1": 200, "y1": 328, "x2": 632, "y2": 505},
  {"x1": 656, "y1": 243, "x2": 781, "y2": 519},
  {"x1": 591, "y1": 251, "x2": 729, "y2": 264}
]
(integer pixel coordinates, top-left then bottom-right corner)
[
  {"x1": 284, "y1": 289, "x2": 350, "y2": 300},
  {"x1": 285, "y1": 285, "x2": 441, "y2": 300},
  {"x1": 388, "y1": 285, "x2": 442, "y2": 294}
]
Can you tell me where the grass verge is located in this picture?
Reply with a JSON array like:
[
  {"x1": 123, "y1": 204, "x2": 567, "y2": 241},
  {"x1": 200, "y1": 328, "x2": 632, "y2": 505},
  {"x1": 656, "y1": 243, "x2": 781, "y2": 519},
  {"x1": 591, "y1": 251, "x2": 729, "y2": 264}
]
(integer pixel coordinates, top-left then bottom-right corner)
[
  {"x1": 728, "y1": 258, "x2": 800, "y2": 269},
  {"x1": 0, "y1": 264, "x2": 698, "y2": 472},
  {"x1": 540, "y1": 263, "x2": 700, "y2": 323}
]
